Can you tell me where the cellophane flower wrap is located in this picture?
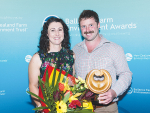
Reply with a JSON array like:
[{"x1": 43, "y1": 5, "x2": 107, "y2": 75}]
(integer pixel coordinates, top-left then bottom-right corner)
[{"x1": 27, "y1": 65, "x2": 95, "y2": 113}]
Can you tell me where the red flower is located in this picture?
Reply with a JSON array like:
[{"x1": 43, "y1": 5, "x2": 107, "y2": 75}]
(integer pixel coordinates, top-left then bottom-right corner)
[
  {"x1": 68, "y1": 100, "x2": 81, "y2": 109},
  {"x1": 68, "y1": 76, "x2": 76, "y2": 86},
  {"x1": 64, "y1": 90, "x2": 73, "y2": 97},
  {"x1": 58, "y1": 83, "x2": 64, "y2": 91}
]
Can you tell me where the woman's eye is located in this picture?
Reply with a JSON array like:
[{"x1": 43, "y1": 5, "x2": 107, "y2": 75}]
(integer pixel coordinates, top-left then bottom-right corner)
[
  {"x1": 59, "y1": 29, "x2": 63, "y2": 31},
  {"x1": 90, "y1": 24, "x2": 93, "y2": 26},
  {"x1": 51, "y1": 29, "x2": 55, "y2": 32}
]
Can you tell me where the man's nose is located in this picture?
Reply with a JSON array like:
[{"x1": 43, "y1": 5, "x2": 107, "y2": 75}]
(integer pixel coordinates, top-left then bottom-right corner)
[{"x1": 86, "y1": 26, "x2": 90, "y2": 32}]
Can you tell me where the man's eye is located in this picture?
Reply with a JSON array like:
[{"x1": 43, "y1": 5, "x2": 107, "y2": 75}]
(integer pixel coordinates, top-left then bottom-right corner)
[
  {"x1": 90, "y1": 24, "x2": 93, "y2": 26},
  {"x1": 82, "y1": 26, "x2": 85, "y2": 28}
]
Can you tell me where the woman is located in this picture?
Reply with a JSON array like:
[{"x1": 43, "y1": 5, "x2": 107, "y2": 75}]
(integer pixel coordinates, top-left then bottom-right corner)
[{"x1": 28, "y1": 17, "x2": 75, "y2": 110}]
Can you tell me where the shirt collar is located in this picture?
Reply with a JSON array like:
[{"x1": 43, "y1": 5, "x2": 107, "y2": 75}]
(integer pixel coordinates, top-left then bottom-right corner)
[
  {"x1": 98, "y1": 34, "x2": 110, "y2": 47},
  {"x1": 77, "y1": 34, "x2": 110, "y2": 48}
]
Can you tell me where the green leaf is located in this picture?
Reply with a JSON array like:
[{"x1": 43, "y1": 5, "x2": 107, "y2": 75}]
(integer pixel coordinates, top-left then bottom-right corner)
[
  {"x1": 74, "y1": 109, "x2": 94, "y2": 113},
  {"x1": 49, "y1": 111, "x2": 57, "y2": 113},
  {"x1": 64, "y1": 71, "x2": 69, "y2": 77},
  {"x1": 26, "y1": 91, "x2": 47, "y2": 104},
  {"x1": 38, "y1": 76, "x2": 49, "y2": 106},
  {"x1": 46, "y1": 70, "x2": 49, "y2": 87},
  {"x1": 62, "y1": 76, "x2": 67, "y2": 83},
  {"x1": 73, "y1": 84, "x2": 76, "y2": 94},
  {"x1": 33, "y1": 106, "x2": 48, "y2": 111},
  {"x1": 77, "y1": 87, "x2": 86, "y2": 93},
  {"x1": 63, "y1": 92, "x2": 70, "y2": 103},
  {"x1": 62, "y1": 71, "x2": 69, "y2": 83},
  {"x1": 76, "y1": 83, "x2": 81, "y2": 89},
  {"x1": 54, "y1": 66, "x2": 62, "y2": 91},
  {"x1": 52, "y1": 65, "x2": 57, "y2": 87}
]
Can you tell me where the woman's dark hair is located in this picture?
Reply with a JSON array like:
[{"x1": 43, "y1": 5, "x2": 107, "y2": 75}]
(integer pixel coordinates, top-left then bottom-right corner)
[
  {"x1": 78, "y1": 10, "x2": 99, "y2": 25},
  {"x1": 38, "y1": 17, "x2": 70, "y2": 53}
]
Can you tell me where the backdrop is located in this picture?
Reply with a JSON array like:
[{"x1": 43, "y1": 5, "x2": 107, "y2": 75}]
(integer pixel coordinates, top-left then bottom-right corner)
[{"x1": 0, "y1": 0, "x2": 150, "y2": 113}]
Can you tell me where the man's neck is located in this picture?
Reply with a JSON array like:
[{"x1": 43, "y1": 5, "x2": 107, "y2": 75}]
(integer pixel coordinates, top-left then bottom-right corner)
[{"x1": 85, "y1": 36, "x2": 101, "y2": 53}]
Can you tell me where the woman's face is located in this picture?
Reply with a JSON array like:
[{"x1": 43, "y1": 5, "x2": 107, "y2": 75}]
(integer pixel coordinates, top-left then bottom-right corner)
[{"x1": 47, "y1": 22, "x2": 64, "y2": 46}]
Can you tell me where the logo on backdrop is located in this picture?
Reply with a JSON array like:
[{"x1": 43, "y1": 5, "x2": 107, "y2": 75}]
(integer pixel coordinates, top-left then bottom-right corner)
[
  {"x1": 0, "y1": 60, "x2": 7, "y2": 62},
  {"x1": 25, "y1": 55, "x2": 32, "y2": 63},
  {"x1": 128, "y1": 87, "x2": 150, "y2": 94},
  {"x1": 42, "y1": 15, "x2": 59, "y2": 26},
  {"x1": 65, "y1": 17, "x2": 137, "y2": 37},
  {"x1": 0, "y1": 90, "x2": 5, "y2": 95},
  {"x1": 0, "y1": 23, "x2": 28, "y2": 32},
  {"x1": 26, "y1": 87, "x2": 30, "y2": 95},
  {"x1": 126, "y1": 53, "x2": 150, "y2": 61},
  {"x1": 127, "y1": 87, "x2": 133, "y2": 94},
  {"x1": 126, "y1": 53, "x2": 133, "y2": 61}
]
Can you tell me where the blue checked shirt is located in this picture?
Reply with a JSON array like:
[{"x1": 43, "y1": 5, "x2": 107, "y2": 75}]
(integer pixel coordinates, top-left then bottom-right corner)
[{"x1": 73, "y1": 35, "x2": 132, "y2": 100}]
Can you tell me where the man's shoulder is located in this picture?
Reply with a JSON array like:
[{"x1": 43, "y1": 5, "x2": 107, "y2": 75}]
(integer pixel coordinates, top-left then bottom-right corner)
[
  {"x1": 102, "y1": 36, "x2": 122, "y2": 49},
  {"x1": 105, "y1": 40, "x2": 124, "y2": 53},
  {"x1": 109, "y1": 41, "x2": 120, "y2": 47},
  {"x1": 100, "y1": 35, "x2": 119, "y2": 48}
]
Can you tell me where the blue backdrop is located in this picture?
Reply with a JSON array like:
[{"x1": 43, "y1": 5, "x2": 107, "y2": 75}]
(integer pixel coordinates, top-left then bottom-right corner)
[{"x1": 0, "y1": 0, "x2": 150, "y2": 113}]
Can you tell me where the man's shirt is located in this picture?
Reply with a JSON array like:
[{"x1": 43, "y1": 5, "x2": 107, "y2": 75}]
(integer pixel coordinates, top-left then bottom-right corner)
[{"x1": 73, "y1": 35, "x2": 132, "y2": 98}]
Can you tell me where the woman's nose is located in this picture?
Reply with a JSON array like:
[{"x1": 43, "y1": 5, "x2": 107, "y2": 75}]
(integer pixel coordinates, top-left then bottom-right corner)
[{"x1": 55, "y1": 30, "x2": 59, "y2": 35}]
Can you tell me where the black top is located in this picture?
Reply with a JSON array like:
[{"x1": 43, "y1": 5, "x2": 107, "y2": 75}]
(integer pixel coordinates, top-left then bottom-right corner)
[{"x1": 38, "y1": 47, "x2": 74, "y2": 78}]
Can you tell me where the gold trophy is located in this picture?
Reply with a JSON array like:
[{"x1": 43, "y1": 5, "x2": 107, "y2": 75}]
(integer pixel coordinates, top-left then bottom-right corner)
[{"x1": 86, "y1": 69, "x2": 112, "y2": 103}]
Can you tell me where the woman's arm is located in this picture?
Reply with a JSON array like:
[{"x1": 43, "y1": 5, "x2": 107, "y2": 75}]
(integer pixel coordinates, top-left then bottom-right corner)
[{"x1": 28, "y1": 53, "x2": 42, "y2": 107}]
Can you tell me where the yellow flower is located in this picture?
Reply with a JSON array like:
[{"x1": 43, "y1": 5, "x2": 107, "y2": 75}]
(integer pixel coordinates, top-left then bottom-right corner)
[
  {"x1": 73, "y1": 93, "x2": 82, "y2": 98},
  {"x1": 78, "y1": 76, "x2": 85, "y2": 84},
  {"x1": 75, "y1": 78, "x2": 79, "y2": 83},
  {"x1": 63, "y1": 78, "x2": 70, "y2": 92},
  {"x1": 51, "y1": 63, "x2": 56, "y2": 67},
  {"x1": 68, "y1": 96, "x2": 78, "y2": 103},
  {"x1": 84, "y1": 83, "x2": 88, "y2": 89},
  {"x1": 82, "y1": 100, "x2": 93, "y2": 110},
  {"x1": 80, "y1": 86, "x2": 84, "y2": 89},
  {"x1": 59, "y1": 78, "x2": 70, "y2": 93},
  {"x1": 68, "y1": 93, "x2": 82, "y2": 103},
  {"x1": 56, "y1": 101, "x2": 67, "y2": 113}
]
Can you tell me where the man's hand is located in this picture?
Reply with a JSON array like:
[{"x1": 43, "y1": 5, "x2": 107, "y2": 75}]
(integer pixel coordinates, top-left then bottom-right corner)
[{"x1": 97, "y1": 89, "x2": 117, "y2": 105}]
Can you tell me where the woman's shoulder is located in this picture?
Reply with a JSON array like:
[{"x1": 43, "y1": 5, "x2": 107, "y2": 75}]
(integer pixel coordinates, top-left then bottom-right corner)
[
  {"x1": 62, "y1": 48, "x2": 74, "y2": 55},
  {"x1": 29, "y1": 52, "x2": 41, "y2": 67},
  {"x1": 31, "y1": 53, "x2": 41, "y2": 62},
  {"x1": 36, "y1": 51, "x2": 47, "y2": 59}
]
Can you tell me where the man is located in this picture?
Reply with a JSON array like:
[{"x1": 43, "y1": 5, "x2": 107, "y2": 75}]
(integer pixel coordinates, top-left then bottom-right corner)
[{"x1": 73, "y1": 10, "x2": 132, "y2": 113}]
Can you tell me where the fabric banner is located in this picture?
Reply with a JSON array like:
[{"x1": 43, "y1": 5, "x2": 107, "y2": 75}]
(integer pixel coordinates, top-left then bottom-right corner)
[{"x1": 0, "y1": 0, "x2": 150, "y2": 113}]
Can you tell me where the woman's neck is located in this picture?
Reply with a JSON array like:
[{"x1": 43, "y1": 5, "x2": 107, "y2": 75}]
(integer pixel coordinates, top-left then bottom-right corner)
[{"x1": 48, "y1": 45, "x2": 62, "y2": 53}]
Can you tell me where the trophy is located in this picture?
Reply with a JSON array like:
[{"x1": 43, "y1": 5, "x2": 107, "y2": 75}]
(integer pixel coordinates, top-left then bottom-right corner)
[{"x1": 86, "y1": 69, "x2": 112, "y2": 104}]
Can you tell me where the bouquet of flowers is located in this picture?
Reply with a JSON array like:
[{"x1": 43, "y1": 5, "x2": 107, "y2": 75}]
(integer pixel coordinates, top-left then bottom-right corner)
[{"x1": 27, "y1": 65, "x2": 95, "y2": 113}]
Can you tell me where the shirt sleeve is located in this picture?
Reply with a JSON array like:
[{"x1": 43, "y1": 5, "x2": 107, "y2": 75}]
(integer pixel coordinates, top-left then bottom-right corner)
[{"x1": 111, "y1": 46, "x2": 132, "y2": 96}]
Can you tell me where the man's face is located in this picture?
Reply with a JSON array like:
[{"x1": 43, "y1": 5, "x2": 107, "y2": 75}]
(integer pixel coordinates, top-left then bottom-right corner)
[{"x1": 80, "y1": 17, "x2": 100, "y2": 41}]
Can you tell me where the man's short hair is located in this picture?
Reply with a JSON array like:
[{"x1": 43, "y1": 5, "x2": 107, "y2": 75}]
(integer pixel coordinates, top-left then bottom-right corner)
[{"x1": 78, "y1": 10, "x2": 99, "y2": 25}]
